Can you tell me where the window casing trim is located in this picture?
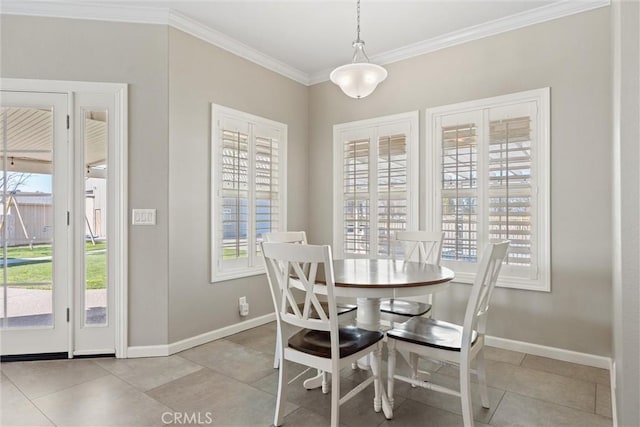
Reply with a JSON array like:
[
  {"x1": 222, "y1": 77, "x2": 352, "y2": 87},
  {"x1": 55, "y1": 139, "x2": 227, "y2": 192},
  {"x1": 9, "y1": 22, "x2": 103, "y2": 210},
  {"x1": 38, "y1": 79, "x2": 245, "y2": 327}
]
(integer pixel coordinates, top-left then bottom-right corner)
[
  {"x1": 210, "y1": 104, "x2": 287, "y2": 283},
  {"x1": 425, "y1": 88, "x2": 550, "y2": 292}
]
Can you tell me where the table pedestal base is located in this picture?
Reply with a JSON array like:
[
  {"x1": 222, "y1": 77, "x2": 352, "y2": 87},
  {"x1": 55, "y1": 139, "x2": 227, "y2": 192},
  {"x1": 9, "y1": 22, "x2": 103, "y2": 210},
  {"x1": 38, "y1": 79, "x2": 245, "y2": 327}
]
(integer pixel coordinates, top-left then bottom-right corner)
[{"x1": 302, "y1": 372, "x2": 327, "y2": 392}]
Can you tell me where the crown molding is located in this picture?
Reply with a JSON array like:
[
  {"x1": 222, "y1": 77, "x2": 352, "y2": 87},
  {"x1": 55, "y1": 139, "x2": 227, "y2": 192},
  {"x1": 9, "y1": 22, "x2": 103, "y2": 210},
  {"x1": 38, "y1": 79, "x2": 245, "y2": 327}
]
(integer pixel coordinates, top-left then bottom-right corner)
[
  {"x1": 0, "y1": 0, "x2": 169, "y2": 24},
  {"x1": 309, "y1": 0, "x2": 610, "y2": 85},
  {"x1": 168, "y1": 11, "x2": 309, "y2": 85},
  {"x1": 1, "y1": 0, "x2": 609, "y2": 87},
  {"x1": 0, "y1": 0, "x2": 309, "y2": 85}
]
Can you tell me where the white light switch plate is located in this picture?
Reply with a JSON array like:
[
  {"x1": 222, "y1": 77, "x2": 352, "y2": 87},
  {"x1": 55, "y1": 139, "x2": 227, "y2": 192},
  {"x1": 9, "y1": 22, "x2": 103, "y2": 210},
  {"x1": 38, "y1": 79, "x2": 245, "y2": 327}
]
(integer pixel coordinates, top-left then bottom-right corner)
[{"x1": 132, "y1": 209, "x2": 156, "y2": 225}]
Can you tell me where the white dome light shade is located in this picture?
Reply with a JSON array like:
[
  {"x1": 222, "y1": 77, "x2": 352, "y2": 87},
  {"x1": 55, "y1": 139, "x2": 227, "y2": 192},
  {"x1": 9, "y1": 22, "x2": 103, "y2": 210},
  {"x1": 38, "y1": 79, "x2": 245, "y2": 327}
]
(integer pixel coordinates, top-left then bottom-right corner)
[{"x1": 330, "y1": 62, "x2": 388, "y2": 99}]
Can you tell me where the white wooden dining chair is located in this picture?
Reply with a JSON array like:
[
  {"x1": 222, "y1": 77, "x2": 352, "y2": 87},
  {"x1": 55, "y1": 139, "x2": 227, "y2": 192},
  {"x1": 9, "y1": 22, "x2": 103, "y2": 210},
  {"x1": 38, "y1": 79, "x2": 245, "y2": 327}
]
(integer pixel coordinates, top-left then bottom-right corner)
[
  {"x1": 386, "y1": 241, "x2": 510, "y2": 427},
  {"x1": 262, "y1": 242, "x2": 385, "y2": 427},
  {"x1": 264, "y1": 231, "x2": 357, "y2": 372},
  {"x1": 380, "y1": 231, "x2": 445, "y2": 320}
]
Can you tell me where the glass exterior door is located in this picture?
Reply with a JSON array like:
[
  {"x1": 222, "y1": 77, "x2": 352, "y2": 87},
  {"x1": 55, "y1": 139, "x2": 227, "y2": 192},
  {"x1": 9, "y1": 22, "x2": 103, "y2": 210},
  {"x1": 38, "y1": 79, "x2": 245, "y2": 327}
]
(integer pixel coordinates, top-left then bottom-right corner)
[
  {"x1": 0, "y1": 91, "x2": 69, "y2": 356},
  {"x1": 73, "y1": 92, "x2": 116, "y2": 355}
]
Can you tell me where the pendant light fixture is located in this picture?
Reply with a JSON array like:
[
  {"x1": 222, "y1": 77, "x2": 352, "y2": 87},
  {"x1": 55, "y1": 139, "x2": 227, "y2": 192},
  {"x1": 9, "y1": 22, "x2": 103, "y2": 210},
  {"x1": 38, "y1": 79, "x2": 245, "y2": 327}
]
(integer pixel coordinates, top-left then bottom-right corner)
[{"x1": 330, "y1": 0, "x2": 387, "y2": 99}]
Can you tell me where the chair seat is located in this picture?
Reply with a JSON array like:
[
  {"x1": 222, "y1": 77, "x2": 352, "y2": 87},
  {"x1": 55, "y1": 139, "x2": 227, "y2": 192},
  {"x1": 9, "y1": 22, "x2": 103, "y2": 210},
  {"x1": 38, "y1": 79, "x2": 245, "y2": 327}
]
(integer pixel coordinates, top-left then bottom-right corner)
[
  {"x1": 386, "y1": 317, "x2": 478, "y2": 352},
  {"x1": 380, "y1": 299, "x2": 432, "y2": 317},
  {"x1": 289, "y1": 302, "x2": 357, "y2": 319},
  {"x1": 289, "y1": 325, "x2": 383, "y2": 358}
]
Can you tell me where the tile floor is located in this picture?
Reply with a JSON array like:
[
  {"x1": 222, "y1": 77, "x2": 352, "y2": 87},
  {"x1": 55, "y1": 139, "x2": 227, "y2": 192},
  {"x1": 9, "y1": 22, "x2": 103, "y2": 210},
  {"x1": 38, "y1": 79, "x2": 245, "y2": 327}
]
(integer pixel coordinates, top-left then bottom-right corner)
[{"x1": 1, "y1": 322, "x2": 613, "y2": 426}]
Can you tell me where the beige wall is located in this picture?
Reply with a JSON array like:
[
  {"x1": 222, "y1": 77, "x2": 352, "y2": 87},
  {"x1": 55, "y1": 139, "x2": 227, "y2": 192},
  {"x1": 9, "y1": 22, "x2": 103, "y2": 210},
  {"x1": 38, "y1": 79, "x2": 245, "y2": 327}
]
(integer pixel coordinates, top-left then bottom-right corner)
[
  {"x1": 0, "y1": 14, "x2": 309, "y2": 347},
  {"x1": 1, "y1": 15, "x2": 171, "y2": 347},
  {"x1": 2, "y1": 8, "x2": 615, "y2": 359},
  {"x1": 309, "y1": 8, "x2": 612, "y2": 356},
  {"x1": 167, "y1": 28, "x2": 309, "y2": 342}
]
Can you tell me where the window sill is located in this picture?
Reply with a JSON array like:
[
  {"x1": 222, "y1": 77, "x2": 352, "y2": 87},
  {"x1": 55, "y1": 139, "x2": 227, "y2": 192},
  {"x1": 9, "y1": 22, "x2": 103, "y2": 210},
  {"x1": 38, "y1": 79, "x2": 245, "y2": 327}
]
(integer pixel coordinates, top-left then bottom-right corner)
[
  {"x1": 449, "y1": 271, "x2": 550, "y2": 292},
  {"x1": 211, "y1": 266, "x2": 265, "y2": 283}
]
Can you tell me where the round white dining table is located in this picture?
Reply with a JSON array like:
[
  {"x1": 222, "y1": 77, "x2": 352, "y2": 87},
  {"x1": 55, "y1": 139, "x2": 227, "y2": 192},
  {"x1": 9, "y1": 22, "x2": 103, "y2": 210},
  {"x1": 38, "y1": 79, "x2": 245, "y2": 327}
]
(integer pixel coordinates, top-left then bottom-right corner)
[
  {"x1": 309, "y1": 258, "x2": 455, "y2": 331},
  {"x1": 328, "y1": 258, "x2": 455, "y2": 331},
  {"x1": 300, "y1": 258, "x2": 455, "y2": 419}
]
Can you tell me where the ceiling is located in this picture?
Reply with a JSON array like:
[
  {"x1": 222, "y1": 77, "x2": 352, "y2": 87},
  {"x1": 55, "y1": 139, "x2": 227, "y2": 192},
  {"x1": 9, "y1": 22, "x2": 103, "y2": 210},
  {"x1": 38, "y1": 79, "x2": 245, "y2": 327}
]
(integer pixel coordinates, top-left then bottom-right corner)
[
  {"x1": 0, "y1": 107, "x2": 107, "y2": 175},
  {"x1": 2, "y1": 0, "x2": 609, "y2": 84}
]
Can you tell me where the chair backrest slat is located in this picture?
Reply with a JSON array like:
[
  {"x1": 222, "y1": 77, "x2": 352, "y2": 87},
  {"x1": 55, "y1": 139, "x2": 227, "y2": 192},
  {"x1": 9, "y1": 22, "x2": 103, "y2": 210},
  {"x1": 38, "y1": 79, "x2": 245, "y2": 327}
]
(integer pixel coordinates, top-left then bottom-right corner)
[
  {"x1": 395, "y1": 231, "x2": 445, "y2": 265},
  {"x1": 264, "y1": 231, "x2": 308, "y2": 244},
  {"x1": 461, "y1": 241, "x2": 510, "y2": 347},
  {"x1": 264, "y1": 231, "x2": 310, "y2": 275},
  {"x1": 263, "y1": 242, "x2": 337, "y2": 335}
]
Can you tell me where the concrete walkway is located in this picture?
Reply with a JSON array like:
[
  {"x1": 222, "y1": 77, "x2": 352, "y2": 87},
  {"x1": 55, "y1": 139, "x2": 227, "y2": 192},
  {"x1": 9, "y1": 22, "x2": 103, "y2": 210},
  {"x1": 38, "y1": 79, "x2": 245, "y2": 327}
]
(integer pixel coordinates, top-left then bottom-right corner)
[{"x1": 1, "y1": 287, "x2": 106, "y2": 322}]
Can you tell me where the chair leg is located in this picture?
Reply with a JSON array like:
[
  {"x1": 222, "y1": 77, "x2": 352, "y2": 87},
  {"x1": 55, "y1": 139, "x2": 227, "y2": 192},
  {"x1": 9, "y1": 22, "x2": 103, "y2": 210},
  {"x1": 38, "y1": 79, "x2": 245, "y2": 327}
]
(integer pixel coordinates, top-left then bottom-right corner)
[
  {"x1": 321, "y1": 370, "x2": 329, "y2": 394},
  {"x1": 274, "y1": 354, "x2": 288, "y2": 427},
  {"x1": 427, "y1": 294, "x2": 435, "y2": 318},
  {"x1": 370, "y1": 343, "x2": 382, "y2": 412},
  {"x1": 273, "y1": 332, "x2": 281, "y2": 369},
  {"x1": 330, "y1": 369, "x2": 340, "y2": 427},
  {"x1": 387, "y1": 339, "x2": 396, "y2": 409},
  {"x1": 410, "y1": 352, "x2": 419, "y2": 388},
  {"x1": 476, "y1": 347, "x2": 490, "y2": 409},
  {"x1": 460, "y1": 358, "x2": 474, "y2": 427}
]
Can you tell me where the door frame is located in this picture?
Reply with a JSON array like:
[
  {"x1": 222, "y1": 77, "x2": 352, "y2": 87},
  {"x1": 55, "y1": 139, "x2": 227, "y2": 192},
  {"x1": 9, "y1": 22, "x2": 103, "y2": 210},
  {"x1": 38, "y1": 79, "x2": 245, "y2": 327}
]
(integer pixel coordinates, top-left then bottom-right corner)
[{"x1": 0, "y1": 78, "x2": 129, "y2": 358}]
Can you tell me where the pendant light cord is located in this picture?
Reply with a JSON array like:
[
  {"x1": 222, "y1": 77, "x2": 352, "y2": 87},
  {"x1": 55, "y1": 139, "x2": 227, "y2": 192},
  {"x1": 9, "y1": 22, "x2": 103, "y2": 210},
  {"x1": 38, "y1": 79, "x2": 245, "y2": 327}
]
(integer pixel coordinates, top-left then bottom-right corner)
[
  {"x1": 330, "y1": 0, "x2": 386, "y2": 99},
  {"x1": 356, "y1": 0, "x2": 361, "y2": 43}
]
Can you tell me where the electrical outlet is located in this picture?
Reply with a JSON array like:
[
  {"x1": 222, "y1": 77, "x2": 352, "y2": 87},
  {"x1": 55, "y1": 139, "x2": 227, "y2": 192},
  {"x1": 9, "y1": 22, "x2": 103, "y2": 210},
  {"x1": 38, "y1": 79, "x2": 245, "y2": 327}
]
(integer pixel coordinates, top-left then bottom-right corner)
[{"x1": 239, "y1": 296, "x2": 249, "y2": 317}]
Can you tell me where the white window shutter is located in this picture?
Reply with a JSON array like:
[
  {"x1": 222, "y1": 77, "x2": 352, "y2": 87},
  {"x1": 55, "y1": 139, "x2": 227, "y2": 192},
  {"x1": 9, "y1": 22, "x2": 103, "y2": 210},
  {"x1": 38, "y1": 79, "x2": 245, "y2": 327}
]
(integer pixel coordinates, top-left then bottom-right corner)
[
  {"x1": 427, "y1": 88, "x2": 550, "y2": 291},
  {"x1": 343, "y1": 134, "x2": 371, "y2": 256},
  {"x1": 488, "y1": 103, "x2": 535, "y2": 267},
  {"x1": 377, "y1": 133, "x2": 408, "y2": 258},
  {"x1": 211, "y1": 105, "x2": 287, "y2": 282},
  {"x1": 334, "y1": 112, "x2": 419, "y2": 259},
  {"x1": 440, "y1": 120, "x2": 479, "y2": 263}
]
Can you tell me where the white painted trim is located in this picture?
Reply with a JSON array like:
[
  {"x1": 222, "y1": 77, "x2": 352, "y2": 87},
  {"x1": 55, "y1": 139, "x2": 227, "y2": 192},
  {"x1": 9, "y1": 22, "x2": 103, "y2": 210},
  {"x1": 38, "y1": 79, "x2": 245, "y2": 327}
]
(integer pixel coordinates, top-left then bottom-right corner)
[
  {"x1": 425, "y1": 88, "x2": 551, "y2": 292},
  {"x1": 0, "y1": 78, "x2": 128, "y2": 359},
  {"x1": 0, "y1": 1, "x2": 308, "y2": 85},
  {"x1": 127, "y1": 313, "x2": 276, "y2": 358},
  {"x1": 168, "y1": 313, "x2": 276, "y2": 354},
  {"x1": 0, "y1": 0, "x2": 169, "y2": 24},
  {"x1": 114, "y1": 85, "x2": 128, "y2": 358},
  {"x1": 333, "y1": 111, "x2": 419, "y2": 259},
  {"x1": 126, "y1": 344, "x2": 170, "y2": 359},
  {"x1": 610, "y1": 359, "x2": 618, "y2": 426},
  {"x1": 308, "y1": 0, "x2": 611, "y2": 84},
  {"x1": 485, "y1": 335, "x2": 611, "y2": 370},
  {"x1": 1, "y1": 0, "x2": 608, "y2": 87},
  {"x1": 73, "y1": 349, "x2": 115, "y2": 356},
  {"x1": 168, "y1": 11, "x2": 309, "y2": 86},
  {"x1": 210, "y1": 104, "x2": 287, "y2": 283},
  {"x1": 127, "y1": 319, "x2": 611, "y2": 375}
]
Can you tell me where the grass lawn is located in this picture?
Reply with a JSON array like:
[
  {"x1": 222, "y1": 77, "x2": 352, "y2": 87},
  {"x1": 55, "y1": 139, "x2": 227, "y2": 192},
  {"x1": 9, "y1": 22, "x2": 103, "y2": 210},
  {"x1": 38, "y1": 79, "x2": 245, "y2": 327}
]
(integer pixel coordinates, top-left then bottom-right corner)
[{"x1": 5, "y1": 242, "x2": 107, "y2": 290}]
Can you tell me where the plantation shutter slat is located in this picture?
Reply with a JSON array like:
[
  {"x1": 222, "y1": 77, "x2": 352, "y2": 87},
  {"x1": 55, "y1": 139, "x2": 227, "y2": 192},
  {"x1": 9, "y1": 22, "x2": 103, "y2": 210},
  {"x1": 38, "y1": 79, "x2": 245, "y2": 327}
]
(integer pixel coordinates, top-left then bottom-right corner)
[
  {"x1": 254, "y1": 127, "x2": 281, "y2": 257},
  {"x1": 441, "y1": 122, "x2": 478, "y2": 263},
  {"x1": 377, "y1": 133, "x2": 408, "y2": 258},
  {"x1": 220, "y1": 123, "x2": 250, "y2": 268},
  {"x1": 488, "y1": 115, "x2": 533, "y2": 267},
  {"x1": 343, "y1": 137, "x2": 370, "y2": 255}
]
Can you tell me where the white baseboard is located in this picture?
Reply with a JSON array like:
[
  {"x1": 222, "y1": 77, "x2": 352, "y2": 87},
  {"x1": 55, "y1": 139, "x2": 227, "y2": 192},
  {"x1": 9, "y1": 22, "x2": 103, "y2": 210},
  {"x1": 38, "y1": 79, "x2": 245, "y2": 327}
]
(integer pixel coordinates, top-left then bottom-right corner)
[
  {"x1": 126, "y1": 313, "x2": 276, "y2": 358},
  {"x1": 485, "y1": 335, "x2": 611, "y2": 369},
  {"x1": 168, "y1": 313, "x2": 276, "y2": 354},
  {"x1": 610, "y1": 360, "x2": 617, "y2": 426},
  {"x1": 127, "y1": 344, "x2": 170, "y2": 358},
  {"x1": 127, "y1": 316, "x2": 611, "y2": 372}
]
